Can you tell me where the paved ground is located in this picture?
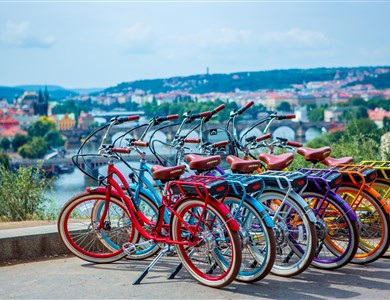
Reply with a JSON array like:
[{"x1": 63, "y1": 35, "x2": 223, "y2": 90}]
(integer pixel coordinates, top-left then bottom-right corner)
[{"x1": 1, "y1": 255, "x2": 389, "y2": 299}]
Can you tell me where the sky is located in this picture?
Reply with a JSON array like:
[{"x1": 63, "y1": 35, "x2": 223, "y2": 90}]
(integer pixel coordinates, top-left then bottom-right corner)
[{"x1": 0, "y1": 0, "x2": 390, "y2": 89}]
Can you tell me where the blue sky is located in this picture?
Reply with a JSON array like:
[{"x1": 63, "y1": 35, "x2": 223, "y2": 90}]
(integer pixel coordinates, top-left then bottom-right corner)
[{"x1": 0, "y1": 1, "x2": 389, "y2": 89}]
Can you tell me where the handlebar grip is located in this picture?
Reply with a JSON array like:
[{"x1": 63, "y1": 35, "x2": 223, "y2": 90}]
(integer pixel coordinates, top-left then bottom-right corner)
[
  {"x1": 277, "y1": 114, "x2": 296, "y2": 120},
  {"x1": 134, "y1": 141, "x2": 149, "y2": 147},
  {"x1": 287, "y1": 141, "x2": 303, "y2": 148},
  {"x1": 255, "y1": 133, "x2": 272, "y2": 142},
  {"x1": 156, "y1": 114, "x2": 179, "y2": 123},
  {"x1": 116, "y1": 115, "x2": 140, "y2": 123},
  {"x1": 184, "y1": 138, "x2": 200, "y2": 143},
  {"x1": 199, "y1": 111, "x2": 212, "y2": 118},
  {"x1": 211, "y1": 104, "x2": 226, "y2": 115},
  {"x1": 213, "y1": 140, "x2": 229, "y2": 148},
  {"x1": 166, "y1": 114, "x2": 179, "y2": 121},
  {"x1": 112, "y1": 147, "x2": 131, "y2": 154},
  {"x1": 237, "y1": 101, "x2": 254, "y2": 115}
]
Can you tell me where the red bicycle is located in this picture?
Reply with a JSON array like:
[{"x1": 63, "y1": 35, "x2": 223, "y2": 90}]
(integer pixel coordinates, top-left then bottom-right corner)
[{"x1": 58, "y1": 115, "x2": 242, "y2": 288}]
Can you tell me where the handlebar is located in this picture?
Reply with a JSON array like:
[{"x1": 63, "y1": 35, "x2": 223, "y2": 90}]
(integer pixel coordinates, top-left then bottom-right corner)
[
  {"x1": 277, "y1": 114, "x2": 296, "y2": 120},
  {"x1": 115, "y1": 115, "x2": 140, "y2": 124},
  {"x1": 112, "y1": 147, "x2": 131, "y2": 154},
  {"x1": 255, "y1": 133, "x2": 272, "y2": 142},
  {"x1": 211, "y1": 104, "x2": 226, "y2": 115},
  {"x1": 213, "y1": 140, "x2": 229, "y2": 148},
  {"x1": 155, "y1": 114, "x2": 179, "y2": 123},
  {"x1": 287, "y1": 141, "x2": 303, "y2": 148},
  {"x1": 184, "y1": 138, "x2": 200, "y2": 143},
  {"x1": 134, "y1": 141, "x2": 149, "y2": 147},
  {"x1": 236, "y1": 101, "x2": 254, "y2": 115}
]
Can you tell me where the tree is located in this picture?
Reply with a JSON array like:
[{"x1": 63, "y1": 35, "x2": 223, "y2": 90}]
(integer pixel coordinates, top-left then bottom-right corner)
[
  {"x1": 0, "y1": 152, "x2": 10, "y2": 169},
  {"x1": 383, "y1": 117, "x2": 390, "y2": 132},
  {"x1": 308, "y1": 107, "x2": 325, "y2": 122},
  {"x1": 12, "y1": 134, "x2": 28, "y2": 152},
  {"x1": 0, "y1": 137, "x2": 11, "y2": 151},
  {"x1": 18, "y1": 137, "x2": 48, "y2": 159},
  {"x1": 276, "y1": 101, "x2": 292, "y2": 112},
  {"x1": 27, "y1": 116, "x2": 56, "y2": 138},
  {"x1": 348, "y1": 97, "x2": 366, "y2": 107},
  {"x1": 44, "y1": 130, "x2": 64, "y2": 148}
]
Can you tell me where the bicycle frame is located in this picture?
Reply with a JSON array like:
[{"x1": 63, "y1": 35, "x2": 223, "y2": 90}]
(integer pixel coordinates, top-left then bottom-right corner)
[{"x1": 91, "y1": 157, "x2": 238, "y2": 246}]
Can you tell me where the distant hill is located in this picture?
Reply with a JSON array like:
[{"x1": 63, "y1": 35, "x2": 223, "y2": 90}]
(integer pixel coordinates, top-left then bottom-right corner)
[
  {"x1": 348, "y1": 71, "x2": 390, "y2": 89},
  {"x1": 70, "y1": 88, "x2": 104, "y2": 95},
  {"x1": 103, "y1": 66, "x2": 389, "y2": 95},
  {"x1": 0, "y1": 85, "x2": 78, "y2": 102},
  {"x1": 0, "y1": 86, "x2": 24, "y2": 102}
]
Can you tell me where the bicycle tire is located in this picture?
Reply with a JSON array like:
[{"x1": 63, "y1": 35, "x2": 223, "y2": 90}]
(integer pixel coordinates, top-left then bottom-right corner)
[
  {"x1": 170, "y1": 198, "x2": 242, "y2": 288},
  {"x1": 301, "y1": 190, "x2": 359, "y2": 269},
  {"x1": 337, "y1": 184, "x2": 390, "y2": 264},
  {"x1": 123, "y1": 191, "x2": 160, "y2": 260},
  {"x1": 256, "y1": 190, "x2": 317, "y2": 277},
  {"x1": 58, "y1": 191, "x2": 137, "y2": 263},
  {"x1": 223, "y1": 195, "x2": 276, "y2": 283},
  {"x1": 370, "y1": 179, "x2": 390, "y2": 257}
]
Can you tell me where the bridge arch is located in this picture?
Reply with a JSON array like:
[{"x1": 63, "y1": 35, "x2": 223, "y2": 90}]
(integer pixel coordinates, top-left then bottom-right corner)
[
  {"x1": 271, "y1": 126, "x2": 296, "y2": 141},
  {"x1": 304, "y1": 127, "x2": 322, "y2": 142}
]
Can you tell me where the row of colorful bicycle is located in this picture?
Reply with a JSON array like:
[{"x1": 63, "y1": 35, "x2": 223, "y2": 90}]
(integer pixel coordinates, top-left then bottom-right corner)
[{"x1": 57, "y1": 101, "x2": 390, "y2": 288}]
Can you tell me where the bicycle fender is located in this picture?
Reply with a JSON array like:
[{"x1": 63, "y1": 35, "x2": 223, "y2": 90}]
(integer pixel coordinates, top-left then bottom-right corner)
[
  {"x1": 228, "y1": 193, "x2": 274, "y2": 228},
  {"x1": 302, "y1": 189, "x2": 358, "y2": 221},
  {"x1": 210, "y1": 198, "x2": 241, "y2": 232},
  {"x1": 343, "y1": 183, "x2": 390, "y2": 214},
  {"x1": 262, "y1": 188, "x2": 317, "y2": 223}
]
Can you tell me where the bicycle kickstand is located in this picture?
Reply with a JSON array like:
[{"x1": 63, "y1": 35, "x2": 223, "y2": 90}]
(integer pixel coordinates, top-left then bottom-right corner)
[
  {"x1": 133, "y1": 245, "x2": 172, "y2": 285},
  {"x1": 167, "y1": 248, "x2": 196, "y2": 280}
]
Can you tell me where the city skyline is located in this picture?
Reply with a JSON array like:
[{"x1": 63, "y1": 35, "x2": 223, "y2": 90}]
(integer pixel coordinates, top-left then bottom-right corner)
[{"x1": 0, "y1": 1, "x2": 390, "y2": 88}]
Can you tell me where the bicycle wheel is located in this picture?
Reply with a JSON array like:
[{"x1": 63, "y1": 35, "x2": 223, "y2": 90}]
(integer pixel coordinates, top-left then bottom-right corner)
[
  {"x1": 170, "y1": 198, "x2": 242, "y2": 288},
  {"x1": 223, "y1": 195, "x2": 276, "y2": 283},
  {"x1": 58, "y1": 192, "x2": 137, "y2": 263},
  {"x1": 124, "y1": 191, "x2": 160, "y2": 260},
  {"x1": 256, "y1": 190, "x2": 317, "y2": 277},
  {"x1": 302, "y1": 190, "x2": 359, "y2": 269},
  {"x1": 337, "y1": 184, "x2": 390, "y2": 264},
  {"x1": 371, "y1": 179, "x2": 390, "y2": 257}
]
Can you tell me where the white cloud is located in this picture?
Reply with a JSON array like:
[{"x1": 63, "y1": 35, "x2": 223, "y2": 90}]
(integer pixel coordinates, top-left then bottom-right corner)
[
  {"x1": 0, "y1": 21, "x2": 55, "y2": 49},
  {"x1": 261, "y1": 28, "x2": 332, "y2": 49},
  {"x1": 115, "y1": 23, "x2": 155, "y2": 54}
]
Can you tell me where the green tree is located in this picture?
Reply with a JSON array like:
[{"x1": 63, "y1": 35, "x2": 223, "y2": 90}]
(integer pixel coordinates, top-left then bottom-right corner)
[
  {"x1": 27, "y1": 116, "x2": 56, "y2": 137},
  {"x1": 44, "y1": 130, "x2": 64, "y2": 148},
  {"x1": 0, "y1": 137, "x2": 11, "y2": 151},
  {"x1": 348, "y1": 97, "x2": 367, "y2": 107},
  {"x1": 276, "y1": 101, "x2": 292, "y2": 112},
  {"x1": 345, "y1": 118, "x2": 380, "y2": 142},
  {"x1": 0, "y1": 152, "x2": 10, "y2": 169},
  {"x1": 19, "y1": 137, "x2": 48, "y2": 159},
  {"x1": 383, "y1": 116, "x2": 390, "y2": 132},
  {"x1": 12, "y1": 134, "x2": 28, "y2": 152},
  {"x1": 308, "y1": 107, "x2": 325, "y2": 122}
]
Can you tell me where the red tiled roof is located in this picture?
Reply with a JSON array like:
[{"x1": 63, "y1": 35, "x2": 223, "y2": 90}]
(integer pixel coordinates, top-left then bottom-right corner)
[{"x1": 0, "y1": 127, "x2": 27, "y2": 138}]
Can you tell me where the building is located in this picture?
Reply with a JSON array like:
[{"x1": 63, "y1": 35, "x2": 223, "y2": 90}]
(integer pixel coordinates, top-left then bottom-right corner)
[
  {"x1": 50, "y1": 113, "x2": 76, "y2": 131},
  {"x1": 78, "y1": 112, "x2": 94, "y2": 129},
  {"x1": 0, "y1": 115, "x2": 27, "y2": 139}
]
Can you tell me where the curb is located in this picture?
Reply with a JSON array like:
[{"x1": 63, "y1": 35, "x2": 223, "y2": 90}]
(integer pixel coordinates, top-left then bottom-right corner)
[{"x1": 0, "y1": 231, "x2": 71, "y2": 264}]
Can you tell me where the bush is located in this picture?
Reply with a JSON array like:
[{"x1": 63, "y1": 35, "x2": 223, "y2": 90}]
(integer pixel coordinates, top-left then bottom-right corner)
[{"x1": 0, "y1": 164, "x2": 57, "y2": 221}]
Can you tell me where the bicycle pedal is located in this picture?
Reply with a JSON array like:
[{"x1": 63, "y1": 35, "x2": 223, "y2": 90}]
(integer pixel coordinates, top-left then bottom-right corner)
[{"x1": 122, "y1": 242, "x2": 136, "y2": 255}]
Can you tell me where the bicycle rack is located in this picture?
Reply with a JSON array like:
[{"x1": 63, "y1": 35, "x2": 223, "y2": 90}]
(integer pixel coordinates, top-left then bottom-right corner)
[
  {"x1": 168, "y1": 175, "x2": 229, "y2": 202},
  {"x1": 360, "y1": 160, "x2": 390, "y2": 180},
  {"x1": 328, "y1": 164, "x2": 378, "y2": 211},
  {"x1": 298, "y1": 168, "x2": 343, "y2": 191}
]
